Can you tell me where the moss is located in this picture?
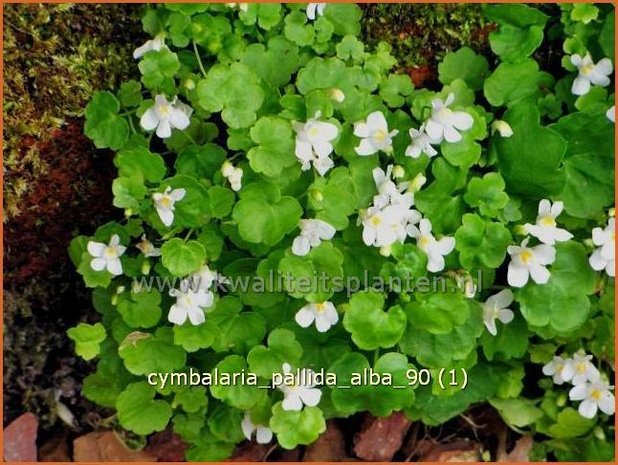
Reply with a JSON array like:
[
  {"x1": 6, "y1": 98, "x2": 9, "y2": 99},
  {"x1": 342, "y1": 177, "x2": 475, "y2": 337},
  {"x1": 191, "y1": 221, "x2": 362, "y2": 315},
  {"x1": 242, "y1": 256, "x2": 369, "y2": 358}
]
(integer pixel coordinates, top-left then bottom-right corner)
[
  {"x1": 2, "y1": 4, "x2": 143, "y2": 432},
  {"x1": 3, "y1": 3, "x2": 144, "y2": 219},
  {"x1": 361, "y1": 4, "x2": 491, "y2": 86}
]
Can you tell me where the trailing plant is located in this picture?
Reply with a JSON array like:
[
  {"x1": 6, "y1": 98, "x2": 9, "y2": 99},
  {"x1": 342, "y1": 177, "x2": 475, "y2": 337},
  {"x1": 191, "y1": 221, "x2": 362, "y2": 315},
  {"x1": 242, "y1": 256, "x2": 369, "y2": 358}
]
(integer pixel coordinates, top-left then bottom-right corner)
[{"x1": 69, "y1": 3, "x2": 615, "y2": 460}]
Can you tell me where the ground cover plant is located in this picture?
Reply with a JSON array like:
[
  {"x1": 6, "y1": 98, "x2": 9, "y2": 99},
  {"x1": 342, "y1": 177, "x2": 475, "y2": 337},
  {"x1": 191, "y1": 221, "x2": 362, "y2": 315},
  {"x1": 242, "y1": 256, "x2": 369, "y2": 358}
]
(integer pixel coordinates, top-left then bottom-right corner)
[{"x1": 68, "y1": 3, "x2": 614, "y2": 461}]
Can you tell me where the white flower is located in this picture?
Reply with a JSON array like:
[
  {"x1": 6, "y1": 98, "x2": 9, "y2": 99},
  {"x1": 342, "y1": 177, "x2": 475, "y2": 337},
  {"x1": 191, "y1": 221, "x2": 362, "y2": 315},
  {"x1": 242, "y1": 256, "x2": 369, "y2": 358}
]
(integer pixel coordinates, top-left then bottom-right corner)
[
  {"x1": 277, "y1": 363, "x2": 322, "y2": 411},
  {"x1": 306, "y1": 3, "x2": 326, "y2": 20},
  {"x1": 293, "y1": 112, "x2": 338, "y2": 176},
  {"x1": 140, "y1": 95, "x2": 193, "y2": 139},
  {"x1": 405, "y1": 124, "x2": 438, "y2": 159},
  {"x1": 523, "y1": 199, "x2": 573, "y2": 245},
  {"x1": 87, "y1": 234, "x2": 126, "y2": 276},
  {"x1": 362, "y1": 205, "x2": 408, "y2": 247},
  {"x1": 506, "y1": 238, "x2": 556, "y2": 287},
  {"x1": 491, "y1": 120, "x2": 513, "y2": 138},
  {"x1": 241, "y1": 413, "x2": 272, "y2": 444},
  {"x1": 570, "y1": 53, "x2": 613, "y2": 96},
  {"x1": 481, "y1": 289, "x2": 514, "y2": 336},
  {"x1": 133, "y1": 33, "x2": 168, "y2": 60},
  {"x1": 406, "y1": 218, "x2": 455, "y2": 273},
  {"x1": 354, "y1": 111, "x2": 398, "y2": 156},
  {"x1": 292, "y1": 219, "x2": 336, "y2": 256},
  {"x1": 226, "y1": 3, "x2": 249, "y2": 12},
  {"x1": 136, "y1": 234, "x2": 161, "y2": 258},
  {"x1": 569, "y1": 379, "x2": 615, "y2": 419},
  {"x1": 589, "y1": 217, "x2": 615, "y2": 277},
  {"x1": 295, "y1": 301, "x2": 339, "y2": 333},
  {"x1": 221, "y1": 161, "x2": 243, "y2": 192},
  {"x1": 542, "y1": 355, "x2": 571, "y2": 385},
  {"x1": 372, "y1": 165, "x2": 409, "y2": 208},
  {"x1": 425, "y1": 93, "x2": 474, "y2": 143},
  {"x1": 607, "y1": 105, "x2": 615, "y2": 123},
  {"x1": 563, "y1": 351, "x2": 601, "y2": 385},
  {"x1": 190, "y1": 265, "x2": 221, "y2": 292},
  {"x1": 152, "y1": 186, "x2": 186, "y2": 227},
  {"x1": 168, "y1": 287, "x2": 214, "y2": 326}
]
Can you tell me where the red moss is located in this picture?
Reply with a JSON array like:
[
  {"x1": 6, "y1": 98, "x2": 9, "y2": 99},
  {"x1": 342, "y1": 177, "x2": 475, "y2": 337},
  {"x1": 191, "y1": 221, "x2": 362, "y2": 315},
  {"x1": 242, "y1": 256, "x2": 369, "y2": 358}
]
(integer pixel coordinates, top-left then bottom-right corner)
[{"x1": 5, "y1": 120, "x2": 118, "y2": 282}]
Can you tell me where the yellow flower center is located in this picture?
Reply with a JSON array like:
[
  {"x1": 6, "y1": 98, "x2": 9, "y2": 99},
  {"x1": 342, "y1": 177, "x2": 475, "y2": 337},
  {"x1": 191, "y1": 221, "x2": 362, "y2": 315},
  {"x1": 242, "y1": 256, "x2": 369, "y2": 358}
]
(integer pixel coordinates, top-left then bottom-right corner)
[
  {"x1": 590, "y1": 389, "x2": 602, "y2": 401},
  {"x1": 539, "y1": 216, "x2": 556, "y2": 227},
  {"x1": 370, "y1": 215, "x2": 382, "y2": 226},
  {"x1": 308, "y1": 126, "x2": 320, "y2": 138},
  {"x1": 520, "y1": 249, "x2": 534, "y2": 264},
  {"x1": 438, "y1": 107, "x2": 453, "y2": 118},
  {"x1": 104, "y1": 246, "x2": 118, "y2": 258},
  {"x1": 374, "y1": 129, "x2": 387, "y2": 142},
  {"x1": 581, "y1": 64, "x2": 594, "y2": 76},
  {"x1": 159, "y1": 104, "x2": 170, "y2": 116},
  {"x1": 160, "y1": 196, "x2": 172, "y2": 208},
  {"x1": 576, "y1": 362, "x2": 587, "y2": 374},
  {"x1": 315, "y1": 302, "x2": 326, "y2": 313},
  {"x1": 418, "y1": 236, "x2": 430, "y2": 249}
]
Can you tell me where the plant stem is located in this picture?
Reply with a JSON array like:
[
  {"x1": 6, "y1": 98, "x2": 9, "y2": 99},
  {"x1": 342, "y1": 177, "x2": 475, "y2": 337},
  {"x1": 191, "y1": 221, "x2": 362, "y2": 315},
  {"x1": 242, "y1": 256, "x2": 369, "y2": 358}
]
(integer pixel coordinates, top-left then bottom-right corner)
[{"x1": 193, "y1": 39, "x2": 207, "y2": 78}]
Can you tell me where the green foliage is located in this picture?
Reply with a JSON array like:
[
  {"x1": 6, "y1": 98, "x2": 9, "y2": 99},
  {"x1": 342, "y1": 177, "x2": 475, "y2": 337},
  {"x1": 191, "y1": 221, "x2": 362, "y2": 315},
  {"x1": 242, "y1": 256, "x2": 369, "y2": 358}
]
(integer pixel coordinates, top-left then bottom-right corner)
[{"x1": 74, "y1": 3, "x2": 615, "y2": 461}]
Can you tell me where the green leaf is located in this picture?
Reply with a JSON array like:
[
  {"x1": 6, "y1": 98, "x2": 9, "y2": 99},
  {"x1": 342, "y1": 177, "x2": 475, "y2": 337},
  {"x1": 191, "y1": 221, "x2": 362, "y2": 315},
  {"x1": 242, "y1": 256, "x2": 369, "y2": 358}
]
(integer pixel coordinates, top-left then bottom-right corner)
[
  {"x1": 329, "y1": 352, "x2": 415, "y2": 417},
  {"x1": 247, "y1": 328, "x2": 303, "y2": 378},
  {"x1": 115, "y1": 147, "x2": 166, "y2": 183},
  {"x1": 551, "y1": 112, "x2": 614, "y2": 219},
  {"x1": 379, "y1": 74, "x2": 414, "y2": 108},
  {"x1": 400, "y1": 300, "x2": 483, "y2": 368},
  {"x1": 67, "y1": 323, "x2": 106, "y2": 361},
  {"x1": 323, "y1": 3, "x2": 361, "y2": 36},
  {"x1": 161, "y1": 238, "x2": 206, "y2": 277},
  {"x1": 517, "y1": 242, "x2": 596, "y2": 333},
  {"x1": 343, "y1": 291, "x2": 407, "y2": 350},
  {"x1": 210, "y1": 355, "x2": 266, "y2": 409},
  {"x1": 309, "y1": 168, "x2": 357, "y2": 230},
  {"x1": 156, "y1": 175, "x2": 210, "y2": 228},
  {"x1": 269, "y1": 403, "x2": 326, "y2": 449},
  {"x1": 484, "y1": 59, "x2": 553, "y2": 107},
  {"x1": 546, "y1": 408, "x2": 595, "y2": 439},
  {"x1": 241, "y1": 37, "x2": 300, "y2": 88},
  {"x1": 84, "y1": 91, "x2": 129, "y2": 150},
  {"x1": 598, "y1": 11, "x2": 615, "y2": 58},
  {"x1": 117, "y1": 80, "x2": 143, "y2": 107},
  {"x1": 247, "y1": 117, "x2": 297, "y2": 177},
  {"x1": 232, "y1": 184, "x2": 302, "y2": 246},
  {"x1": 208, "y1": 186, "x2": 235, "y2": 219},
  {"x1": 481, "y1": 313, "x2": 529, "y2": 360},
  {"x1": 454, "y1": 214, "x2": 512, "y2": 269},
  {"x1": 138, "y1": 49, "x2": 180, "y2": 92},
  {"x1": 117, "y1": 289, "x2": 162, "y2": 328},
  {"x1": 490, "y1": 398, "x2": 543, "y2": 428},
  {"x1": 173, "y1": 320, "x2": 218, "y2": 352},
  {"x1": 209, "y1": 297, "x2": 267, "y2": 354},
  {"x1": 404, "y1": 291, "x2": 470, "y2": 335},
  {"x1": 490, "y1": 24, "x2": 544, "y2": 62},
  {"x1": 173, "y1": 385, "x2": 208, "y2": 414},
  {"x1": 116, "y1": 382, "x2": 173, "y2": 435},
  {"x1": 197, "y1": 63, "x2": 265, "y2": 129},
  {"x1": 438, "y1": 47, "x2": 489, "y2": 91},
  {"x1": 284, "y1": 10, "x2": 315, "y2": 47},
  {"x1": 570, "y1": 4, "x2": 599, "y2": 24},
  {"x1": 119, "y1": 328, "x2": 186, "y2": 375},
  {"x1": 495, "y1": 100, "x2": 566, "y2": 198},
  {"x1": 464, "y1": 173, "x2": 509, "y2": 218},
  {"x1": 112, "y1": 176, "x2": 146, "y2": 209},
  {"x1": 336, "y1": 35, "x2": 365, "y2": 62}
]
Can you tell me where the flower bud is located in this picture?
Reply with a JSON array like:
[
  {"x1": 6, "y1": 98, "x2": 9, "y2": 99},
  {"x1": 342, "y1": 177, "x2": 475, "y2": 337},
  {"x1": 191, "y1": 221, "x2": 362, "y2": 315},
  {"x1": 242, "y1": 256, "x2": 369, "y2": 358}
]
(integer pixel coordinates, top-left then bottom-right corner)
[
  {"x1": 410, "y1": 173, "x2": 427, "y2": 192},
  {"x1": 141, "y1": 260, "x2": 152, "y2": 275},
  {"x1": 492, "y1": 120, "x2": 513, "y2": 138},
  {"x1": 184, "y1": 78, "x2": 196, "y2": 91},
  {"x1": 116, "y1": 285, "x2": 126, "y2": 294},
  {"x1": 556, "y1": 392, "x2": 567, "y2": 407},
  {"x1": 328, "y1": 87, "x2": 345, "y2": 103},
  {"x1": 310, "y1": 189, "x2": 324, "y2": 202},
  {"x1": 392, "y1": 165, "x2": 405, "y2": 179},
  {"x1": 609, "y1": 208, "x2": 615, "y2": 217},
  {"x1": 124, "y1": 208, "x2": 133, "y2": 218},
  {"x1": 221, "y1": 160, "x2": 235, "y2": 177},
  {"x1": 379, "y1": 245, "x2": 392, "y2": 257}
]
